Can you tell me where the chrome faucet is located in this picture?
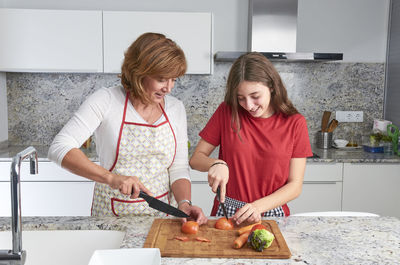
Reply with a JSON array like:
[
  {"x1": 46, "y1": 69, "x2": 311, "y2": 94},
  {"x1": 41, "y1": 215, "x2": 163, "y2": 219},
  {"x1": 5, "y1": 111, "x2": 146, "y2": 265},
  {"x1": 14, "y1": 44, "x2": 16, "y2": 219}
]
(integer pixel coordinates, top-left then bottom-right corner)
[{"x1": 0, "y1": 147, "x2": 38, "y2": 265}]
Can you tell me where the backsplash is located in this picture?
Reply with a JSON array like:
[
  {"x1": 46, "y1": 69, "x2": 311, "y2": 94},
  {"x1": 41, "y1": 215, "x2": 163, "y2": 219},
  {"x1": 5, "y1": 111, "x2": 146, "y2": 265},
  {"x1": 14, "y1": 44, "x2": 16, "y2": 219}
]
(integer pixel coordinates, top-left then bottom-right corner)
[{"x1": 6, "y1": 62, "x2": 384, "y2": 150}]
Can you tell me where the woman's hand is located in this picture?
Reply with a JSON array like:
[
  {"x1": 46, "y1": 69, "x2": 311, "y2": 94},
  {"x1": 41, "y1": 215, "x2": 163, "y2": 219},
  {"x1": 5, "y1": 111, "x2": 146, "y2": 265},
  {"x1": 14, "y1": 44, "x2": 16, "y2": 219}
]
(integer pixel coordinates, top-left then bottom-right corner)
[
  {"x1": 232, "y1": 203, "x2": 262, "y2": 225},
  {"x1": 208, "y1": 160, "x2": 229, "y2": 202},
  {"x1": 107, "y1": 173, "x2": 153, "y2": 198},
  {"x1": 179, "y1": 203, "x2": 208, "y2": 225}
]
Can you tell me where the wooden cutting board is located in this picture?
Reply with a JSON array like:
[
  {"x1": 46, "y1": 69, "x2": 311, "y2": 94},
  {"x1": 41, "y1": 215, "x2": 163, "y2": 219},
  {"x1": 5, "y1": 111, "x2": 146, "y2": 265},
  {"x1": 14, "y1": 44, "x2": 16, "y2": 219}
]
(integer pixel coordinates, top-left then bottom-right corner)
[{"x1": 143, "y1": 218, "x2": 291, "y2": 259}]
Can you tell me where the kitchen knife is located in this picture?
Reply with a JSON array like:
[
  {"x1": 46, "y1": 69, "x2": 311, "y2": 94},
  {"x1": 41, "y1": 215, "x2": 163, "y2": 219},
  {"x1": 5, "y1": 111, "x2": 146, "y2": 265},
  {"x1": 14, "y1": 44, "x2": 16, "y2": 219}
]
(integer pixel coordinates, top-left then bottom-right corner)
[
  {"x1": 138, "y1": 191, "x2": 190, "y2": 218},
  {"x1": 217, "y1": 187, "x2": 229, "y2": 220}
]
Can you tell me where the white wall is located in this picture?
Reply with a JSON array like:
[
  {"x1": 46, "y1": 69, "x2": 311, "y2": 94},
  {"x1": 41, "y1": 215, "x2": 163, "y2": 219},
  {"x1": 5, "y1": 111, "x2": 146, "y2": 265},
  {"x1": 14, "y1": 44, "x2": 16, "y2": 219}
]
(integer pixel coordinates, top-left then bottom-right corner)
[
  {"x1": 0, "y1": 73, "x2": 7, "y2": 142},
  {"x1": 298, "y1": 0, "x2": 390, "y2": 62},
  {"x1": 2, "y1": 0, "x2": 249, "y2": 53}
]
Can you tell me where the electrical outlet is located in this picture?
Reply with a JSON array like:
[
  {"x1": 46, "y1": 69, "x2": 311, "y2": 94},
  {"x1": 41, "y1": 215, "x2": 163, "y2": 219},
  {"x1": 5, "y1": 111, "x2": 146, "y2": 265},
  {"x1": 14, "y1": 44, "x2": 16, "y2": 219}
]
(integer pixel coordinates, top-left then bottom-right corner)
[{"x1": 335, "y1": 111, "x2": 363, "y2": 122}]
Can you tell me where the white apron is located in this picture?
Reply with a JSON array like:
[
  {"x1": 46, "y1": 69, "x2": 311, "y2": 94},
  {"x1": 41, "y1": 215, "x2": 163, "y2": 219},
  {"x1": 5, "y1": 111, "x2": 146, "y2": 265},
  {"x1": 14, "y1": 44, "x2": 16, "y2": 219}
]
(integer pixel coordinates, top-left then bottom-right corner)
[{"x1": 91, "y1": 93, "x2": 177, "y2": 216}]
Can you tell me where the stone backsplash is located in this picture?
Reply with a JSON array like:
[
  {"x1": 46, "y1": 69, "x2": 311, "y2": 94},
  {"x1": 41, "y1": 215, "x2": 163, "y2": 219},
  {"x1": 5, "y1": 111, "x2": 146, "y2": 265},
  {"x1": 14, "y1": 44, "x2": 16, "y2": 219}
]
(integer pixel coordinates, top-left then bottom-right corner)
[{"x1": 6, "y1": 62, "x2": 385, "y2": 150}]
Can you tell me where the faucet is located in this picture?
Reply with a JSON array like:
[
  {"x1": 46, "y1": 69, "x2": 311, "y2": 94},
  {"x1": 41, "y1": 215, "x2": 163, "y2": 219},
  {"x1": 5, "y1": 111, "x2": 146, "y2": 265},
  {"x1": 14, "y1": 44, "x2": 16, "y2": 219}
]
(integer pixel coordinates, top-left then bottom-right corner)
[{"x1": 0, "y1": 147, "x2": 38, "y2": 265}]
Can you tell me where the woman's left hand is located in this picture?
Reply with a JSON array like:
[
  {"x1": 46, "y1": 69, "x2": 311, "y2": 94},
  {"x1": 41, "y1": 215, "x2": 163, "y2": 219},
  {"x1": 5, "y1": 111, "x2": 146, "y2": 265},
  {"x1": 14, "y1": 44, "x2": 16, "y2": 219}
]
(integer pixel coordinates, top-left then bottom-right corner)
[
  {"x1": 179, "y1": 203, "x2": 208, "y2": 225},
  {"x1": 232, "y1": 203, "x2": 262, "y2": 225}
]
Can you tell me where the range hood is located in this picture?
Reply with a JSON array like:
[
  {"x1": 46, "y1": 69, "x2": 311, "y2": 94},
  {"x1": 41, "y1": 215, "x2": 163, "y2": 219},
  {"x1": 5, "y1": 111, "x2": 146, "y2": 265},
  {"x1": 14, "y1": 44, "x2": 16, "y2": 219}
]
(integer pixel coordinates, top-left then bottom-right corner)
[{"x1": 215, "y1": 0, "x2": 343, "y2": 62}]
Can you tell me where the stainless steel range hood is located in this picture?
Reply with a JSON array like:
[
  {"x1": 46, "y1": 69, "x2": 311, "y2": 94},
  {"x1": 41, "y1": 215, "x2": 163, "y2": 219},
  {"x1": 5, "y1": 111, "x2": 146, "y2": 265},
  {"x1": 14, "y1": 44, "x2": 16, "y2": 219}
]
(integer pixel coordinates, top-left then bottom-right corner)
[{"x1": 215, "y1": 0, "x2": 343, "y2": 62}]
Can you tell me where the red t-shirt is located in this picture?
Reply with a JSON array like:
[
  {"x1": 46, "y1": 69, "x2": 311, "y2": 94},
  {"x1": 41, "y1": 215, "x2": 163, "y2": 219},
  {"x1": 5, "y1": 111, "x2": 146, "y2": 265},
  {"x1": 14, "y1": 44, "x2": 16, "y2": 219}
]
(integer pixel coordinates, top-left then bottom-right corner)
[{"x1": 199, "y1": 102, "x2": 313, "y2": 216}]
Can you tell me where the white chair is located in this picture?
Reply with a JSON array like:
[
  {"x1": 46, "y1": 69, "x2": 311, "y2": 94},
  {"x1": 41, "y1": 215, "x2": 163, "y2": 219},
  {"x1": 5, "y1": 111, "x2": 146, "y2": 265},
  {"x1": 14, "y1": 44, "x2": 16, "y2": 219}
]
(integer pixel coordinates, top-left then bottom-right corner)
[{"x1": 291, "y1": 211, "x2": 379, "y2": 217}]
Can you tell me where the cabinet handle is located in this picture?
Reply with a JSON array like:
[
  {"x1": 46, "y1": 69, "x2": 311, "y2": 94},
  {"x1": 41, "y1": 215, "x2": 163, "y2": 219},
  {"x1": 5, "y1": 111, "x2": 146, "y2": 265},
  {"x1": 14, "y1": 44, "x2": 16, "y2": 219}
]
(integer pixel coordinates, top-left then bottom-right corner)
[
  {"x1": 303, "y1": 181, "x2": 337, "y2": 184},
  {"x1": 191, "y1": 181, "x2": 209, "y2": 184}
]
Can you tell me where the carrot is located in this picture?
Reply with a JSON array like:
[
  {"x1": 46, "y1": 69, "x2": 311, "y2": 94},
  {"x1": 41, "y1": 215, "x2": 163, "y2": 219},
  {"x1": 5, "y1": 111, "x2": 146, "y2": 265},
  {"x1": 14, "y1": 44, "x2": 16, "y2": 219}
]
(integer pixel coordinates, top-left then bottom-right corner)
[
  {"x1": 233, "y1": 231, "x2": 250, "y2": 249},
  {"x1": 195, "y1": 236, "x2": 211, "y2": 242},
  {"x1": 237, "y1": 221, "x2": 262, "y2": 235},
  {"x1": 174, "y1": 236, "x2": 189, "y2": 242}
]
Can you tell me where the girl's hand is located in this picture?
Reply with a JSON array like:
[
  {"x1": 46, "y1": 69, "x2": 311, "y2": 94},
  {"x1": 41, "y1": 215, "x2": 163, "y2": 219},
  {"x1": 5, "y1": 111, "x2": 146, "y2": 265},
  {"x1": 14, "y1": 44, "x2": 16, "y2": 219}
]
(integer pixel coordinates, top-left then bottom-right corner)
[
  {"x1": 179, "y1": 203, "x2": 208, "y2": 225},
  {"x1": 232, "y1": 203, "x2": 262, "y2": 225},
  {"x1": 208, "y1": 161, "x2": 229, "y2": 202}
]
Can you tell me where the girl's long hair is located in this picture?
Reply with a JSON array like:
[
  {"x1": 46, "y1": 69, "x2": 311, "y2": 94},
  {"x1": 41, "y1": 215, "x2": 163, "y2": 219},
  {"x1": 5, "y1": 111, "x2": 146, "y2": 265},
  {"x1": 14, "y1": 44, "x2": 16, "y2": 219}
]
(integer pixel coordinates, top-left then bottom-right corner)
[{"x1": 224, "y1": 52, "x2": 298, "y2": 134}]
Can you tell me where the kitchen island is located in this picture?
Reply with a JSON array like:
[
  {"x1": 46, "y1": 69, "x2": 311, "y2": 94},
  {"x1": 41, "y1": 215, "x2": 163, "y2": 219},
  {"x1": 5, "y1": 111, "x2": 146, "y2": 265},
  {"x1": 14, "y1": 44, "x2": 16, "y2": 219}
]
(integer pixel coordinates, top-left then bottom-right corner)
[{"x1": 0, "y1": 216, "x2": 399, "y2": 264}]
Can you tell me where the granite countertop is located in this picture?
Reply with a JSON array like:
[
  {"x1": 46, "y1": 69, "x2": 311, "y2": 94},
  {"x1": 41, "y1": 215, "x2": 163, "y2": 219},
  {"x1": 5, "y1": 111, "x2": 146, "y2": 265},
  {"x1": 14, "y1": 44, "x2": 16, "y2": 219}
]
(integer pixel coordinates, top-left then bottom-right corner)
[
  {"x1": 0, "y1": 216, "x2": 399, "y2": 264},
  {"x1": 1, "y1": 143, "x2": 400, "y2": 163},
  {"x1": 310, "y1": 146, "x2": 400, "y2": 163}
]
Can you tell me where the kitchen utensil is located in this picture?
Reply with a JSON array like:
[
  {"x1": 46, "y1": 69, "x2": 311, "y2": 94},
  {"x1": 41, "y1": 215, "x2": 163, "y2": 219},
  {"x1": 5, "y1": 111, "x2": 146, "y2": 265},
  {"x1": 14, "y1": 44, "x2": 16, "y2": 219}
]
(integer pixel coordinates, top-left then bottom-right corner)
[
  {"x1": 316, "y1": 131, "x2": 333, "y2": 149},
  {"x1": 387, "y1": 124, "x2": 399, "y2": 155},
  {"x1": 321, "y1": 111, "x2": 331, "y2": 132},
  {"x1": 326, "y1": 119, "x2": 339, "y2": 132},
  {"x1": 144, "y1": 218, "x2": 291, "y2": 259},
  {"x1": 333, "y1": 139, "x2": 348, "y2": 147},
  {"x1": 138, "y1": 191, "x2": 189, "y2": 218},
  {"x1": 217, "y1": 187, "x2": 228, "y2": 220}
]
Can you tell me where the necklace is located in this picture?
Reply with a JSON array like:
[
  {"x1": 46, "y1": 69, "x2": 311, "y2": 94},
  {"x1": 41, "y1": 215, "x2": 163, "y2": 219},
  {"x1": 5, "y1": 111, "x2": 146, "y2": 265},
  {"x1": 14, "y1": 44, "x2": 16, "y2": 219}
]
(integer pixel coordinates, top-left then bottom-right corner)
[{"x1": 130, "y1": 96, "x2": 161, "y2": 124}]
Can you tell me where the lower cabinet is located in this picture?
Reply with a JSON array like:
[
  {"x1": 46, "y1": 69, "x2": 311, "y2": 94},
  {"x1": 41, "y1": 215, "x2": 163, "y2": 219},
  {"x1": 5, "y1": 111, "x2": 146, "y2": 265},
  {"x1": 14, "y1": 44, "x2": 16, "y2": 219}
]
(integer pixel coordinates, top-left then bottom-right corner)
[
  {"x1": 0, "y1": 182, "x2": 94, "y2": 217},
  {"x1": 0, "y1": 161, "x2": 94, "y2": 217},
  {"x1": 2, "y1": 160, "x2": 398, "y2": 217},
  {"x1": 342, "y1": 163, "x2": 400, "y2": 218},
  {"x1": 190, "y1": 170, "x2": 215, "y2": 216},
  {"x1": 288, "y1": 163, "x2": 343, "y2": 214},
  {"x1": 190, "y1": 164, "x2": 345, "y2": 217}
]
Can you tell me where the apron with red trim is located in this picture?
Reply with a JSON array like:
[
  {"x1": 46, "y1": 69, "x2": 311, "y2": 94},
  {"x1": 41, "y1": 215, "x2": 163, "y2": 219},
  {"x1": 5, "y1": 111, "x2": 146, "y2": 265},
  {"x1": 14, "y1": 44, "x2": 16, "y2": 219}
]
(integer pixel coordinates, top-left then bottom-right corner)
[{"x1": 91, "y1": 93, "x2": 176, "y2": 216}]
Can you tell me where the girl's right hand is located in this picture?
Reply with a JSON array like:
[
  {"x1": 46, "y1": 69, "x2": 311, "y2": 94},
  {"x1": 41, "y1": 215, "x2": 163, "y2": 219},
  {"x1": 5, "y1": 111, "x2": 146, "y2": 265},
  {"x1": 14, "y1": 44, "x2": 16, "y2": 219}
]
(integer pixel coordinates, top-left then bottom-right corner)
[
  {"x1": 208, "y1": 160, "x2": 229, "y2": 202},
  {"x1": 108, "y1": 173, "x2": 153, "y2": 199}
]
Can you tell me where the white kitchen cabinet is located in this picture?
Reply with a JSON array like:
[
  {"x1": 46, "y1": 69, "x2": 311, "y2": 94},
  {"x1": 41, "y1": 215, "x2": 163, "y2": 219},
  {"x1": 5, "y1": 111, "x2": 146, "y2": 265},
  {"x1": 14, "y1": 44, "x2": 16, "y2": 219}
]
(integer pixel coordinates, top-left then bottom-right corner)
[
  {"x1": 0, "y1": 161, "x2": 94, "y2": 217},
  {"x1": 0, "y1": 8, "x2": 103, "y2": 73},
  {"x1": 191, "y1": 163, "x2": 344, "y2": 216},
  {"x1": 190, "y1": 169, "x2": 214, "y2": 216},
  {"x1": 103, "y1": 11, "x2": 213, "y2": 74},
  {"x1": 288, "y1": 163, "x2": 343, "y2": 214},
  {"x1": 342, "y1": 163, "x2": 400, "y2": 218}
]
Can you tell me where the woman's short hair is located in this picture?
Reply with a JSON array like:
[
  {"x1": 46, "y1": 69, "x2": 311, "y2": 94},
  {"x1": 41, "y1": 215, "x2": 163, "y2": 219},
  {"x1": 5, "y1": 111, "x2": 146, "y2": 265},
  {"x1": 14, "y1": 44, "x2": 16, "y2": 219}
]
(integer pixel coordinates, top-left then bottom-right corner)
[{"x1": 120, "y1": 32, "x2": 187, "y2": 103}]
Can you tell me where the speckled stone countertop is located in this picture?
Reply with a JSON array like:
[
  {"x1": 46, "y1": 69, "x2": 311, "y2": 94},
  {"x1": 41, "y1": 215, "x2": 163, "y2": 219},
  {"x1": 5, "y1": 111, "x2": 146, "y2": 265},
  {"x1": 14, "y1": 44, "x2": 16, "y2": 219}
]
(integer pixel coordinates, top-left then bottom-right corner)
[
  {"x1": 309, "y1": 145, "x2": 400, "y2": 163},
  {"x1": 0, "y1": 216, "x2": 399, "y2": 264},
  {"x1": 1, "y1": 142, "x2": 399, "y2": 163}
]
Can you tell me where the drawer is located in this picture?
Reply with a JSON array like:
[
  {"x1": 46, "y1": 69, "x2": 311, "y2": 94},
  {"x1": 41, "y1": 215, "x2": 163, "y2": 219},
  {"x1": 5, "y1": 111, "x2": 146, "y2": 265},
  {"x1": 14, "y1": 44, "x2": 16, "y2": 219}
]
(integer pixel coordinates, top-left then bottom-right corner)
[{"x1": 0, "y1": 182, "x2": 95, "y2": 216}]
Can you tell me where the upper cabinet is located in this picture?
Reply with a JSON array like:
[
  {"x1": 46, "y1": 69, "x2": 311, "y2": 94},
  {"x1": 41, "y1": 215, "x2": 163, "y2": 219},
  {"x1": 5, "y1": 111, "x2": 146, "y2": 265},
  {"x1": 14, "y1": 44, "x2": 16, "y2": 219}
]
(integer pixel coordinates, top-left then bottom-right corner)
[
  {"x1": 103, "y1": 11, "x2": 213, "y2": 74},
  {"x1": 0, "y1": 9, "x2": 103, "y2": 72},
  {"x1": 0, "y1": 9, "x2": 213, "y2": 74}
]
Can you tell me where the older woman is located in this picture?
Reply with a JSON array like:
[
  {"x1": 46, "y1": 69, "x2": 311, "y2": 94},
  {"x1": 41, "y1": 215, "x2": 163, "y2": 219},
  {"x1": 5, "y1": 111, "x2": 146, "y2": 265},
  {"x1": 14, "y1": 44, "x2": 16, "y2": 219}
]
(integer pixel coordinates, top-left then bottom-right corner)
[{"x1": 49, "y1": 32, "x2": 207, "y2": 224}]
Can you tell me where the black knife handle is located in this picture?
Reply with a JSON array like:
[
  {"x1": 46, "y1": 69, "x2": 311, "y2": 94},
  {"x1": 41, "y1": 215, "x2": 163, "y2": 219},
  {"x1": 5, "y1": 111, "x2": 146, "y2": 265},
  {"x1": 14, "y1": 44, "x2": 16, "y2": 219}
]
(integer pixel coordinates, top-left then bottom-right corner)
[
  {"x1": 138, "y1": 190, "x2": 150, "y2": 201},
  {"x1": 216, "y1": 187, "x2": 222, "y2": 201}
]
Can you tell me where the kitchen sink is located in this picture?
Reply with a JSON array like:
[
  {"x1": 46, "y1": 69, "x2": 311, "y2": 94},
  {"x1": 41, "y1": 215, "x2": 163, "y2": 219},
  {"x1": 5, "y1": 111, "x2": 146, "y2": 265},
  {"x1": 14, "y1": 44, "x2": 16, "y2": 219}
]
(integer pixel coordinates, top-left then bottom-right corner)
[{"x1": 0, "y1": 230, "x2": 125, "y2": 265}]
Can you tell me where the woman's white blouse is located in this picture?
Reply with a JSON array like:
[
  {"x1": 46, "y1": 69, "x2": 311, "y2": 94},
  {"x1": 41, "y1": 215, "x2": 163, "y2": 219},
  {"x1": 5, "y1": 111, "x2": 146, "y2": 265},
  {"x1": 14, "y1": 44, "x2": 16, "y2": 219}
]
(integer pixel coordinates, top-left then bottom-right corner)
[{"x1": 48, "y1": 85, "x2": 190, "y2": 185}]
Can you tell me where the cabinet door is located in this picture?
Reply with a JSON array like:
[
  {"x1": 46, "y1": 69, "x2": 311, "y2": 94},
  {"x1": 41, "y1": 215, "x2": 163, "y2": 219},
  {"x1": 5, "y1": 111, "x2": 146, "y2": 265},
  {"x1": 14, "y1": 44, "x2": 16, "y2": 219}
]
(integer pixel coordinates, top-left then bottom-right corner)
[
  {"x1": 190, "y1": 169, "x2": 214, "y2": 216},
  {"x1": 191, "y1": 182, "x2": 215, "y2": 216},
  {"x1": 0, "y1": 8, "x2": 103, "y2": 72},
  {"x1": 288, "y1": 163, "x2": 343, "y2": 214},
  {"x1": 288, "y1": 181, "x2": 343, "y2": 214},
  {"x1": 0, "y1": 161, "x2": 94, "y2": 182},
  {"x1": 0, "y1": 182, "x2": 95, "y2": 217},
  {"x1": 342, "y1": 163, "x2": 400, "y2": 218},
  {"x1": 103, "y1": 11, "x2": 213, "y2": 74}
]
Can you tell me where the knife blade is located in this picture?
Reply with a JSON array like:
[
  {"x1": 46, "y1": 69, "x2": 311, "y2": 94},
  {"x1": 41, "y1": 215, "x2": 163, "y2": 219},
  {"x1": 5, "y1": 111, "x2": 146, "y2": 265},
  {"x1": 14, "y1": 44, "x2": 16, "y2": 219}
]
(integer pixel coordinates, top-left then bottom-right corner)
[
  {"x1": 138, "y1": 191, "x2": 190, "y2": 218},
  {"x1": 217, "y1": 187, "x2": 229, "y2": 220}
]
